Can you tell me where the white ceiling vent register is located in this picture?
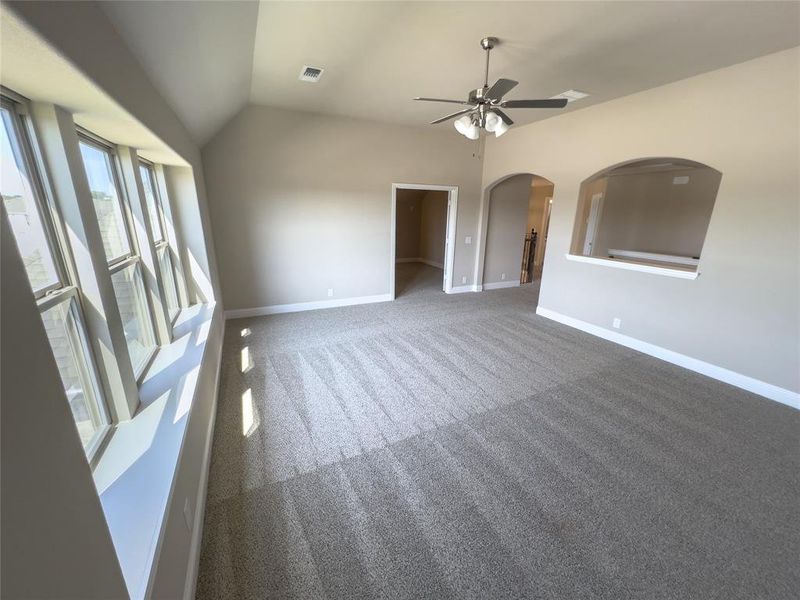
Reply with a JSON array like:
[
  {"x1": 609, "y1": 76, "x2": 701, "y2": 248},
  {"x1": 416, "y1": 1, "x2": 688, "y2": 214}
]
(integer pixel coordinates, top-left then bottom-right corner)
[
  {"x1": 299, "y1": 66, "x2": 324, "y2": 82},
  {"x1": 550, "y1": 89, "x2": 590, "y2": 103}
]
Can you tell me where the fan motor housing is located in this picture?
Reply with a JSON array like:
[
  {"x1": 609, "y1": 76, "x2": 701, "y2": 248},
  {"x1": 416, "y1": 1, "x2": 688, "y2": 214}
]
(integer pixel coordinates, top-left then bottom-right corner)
[{"x1": 468, "y1": 87, "x2": 490, "y2": 104}]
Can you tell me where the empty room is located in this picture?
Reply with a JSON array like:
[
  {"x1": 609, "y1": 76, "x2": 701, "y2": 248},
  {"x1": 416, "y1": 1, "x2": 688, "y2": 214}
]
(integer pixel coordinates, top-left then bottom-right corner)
[{"x1": 1, "y1": 2, "x2": 798, "y2": 599}]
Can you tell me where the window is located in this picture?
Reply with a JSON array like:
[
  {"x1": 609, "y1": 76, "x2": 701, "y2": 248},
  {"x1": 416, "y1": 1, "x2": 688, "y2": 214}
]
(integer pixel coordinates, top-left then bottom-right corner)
[
  {"x1": 139, "y1": 163, "x2": 164, "y2": 243},
  {"x1": 570, "y1": 158, "x2": 722, "y2": 272},
  {"x1": 1, "y1": 96, "x2": 110, "y2": 457},
  {"x1": 79, "y1": 133, "x2": 157, "y2": 376},
  {"x1": 140, "y1": 161, "x2": 180, "y2": 320},
  {"x1": 110, "y1": 263, "x2": 156, "y2": 370},
  {"x1": 79, "y1": 141, "x2": 132, "y2": 263}
]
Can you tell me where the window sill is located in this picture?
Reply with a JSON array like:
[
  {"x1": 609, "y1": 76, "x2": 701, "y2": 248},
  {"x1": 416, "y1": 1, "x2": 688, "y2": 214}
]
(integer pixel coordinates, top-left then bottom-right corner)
[
  {"x1": 565, "y1": 253, "x2": 700, "y2": 279},
  {"x1": 92, "y1": 302, "x2": 220, "y2": 599}
]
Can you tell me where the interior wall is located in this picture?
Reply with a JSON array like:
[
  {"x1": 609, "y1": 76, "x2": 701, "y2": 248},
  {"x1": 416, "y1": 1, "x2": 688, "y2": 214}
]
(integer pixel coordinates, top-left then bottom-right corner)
[
  {"x1": 483, "y1": 174, "x2": 534, "y2": 285},
  {"x1": 1, "y1": 209, "x2": 128, "y2": 600},
  {"x1": 3, "y1": 3, "x2": 226, "y2": 599},
  {"x1": 482, "y1": 47, "x2": 800, "y2": 393},
  {"x1": 395, "y1": 189, "x2": 423, "y2": 260},
  {"x1": 420, "y1": 190, "x2": 448, "y2": 267},
  {"x1": 592, "y1": 167, "x2": 722, "y2": 258},
  {"x1": 7, "y1": 1, "x2": 221, "y2": 304},
  {"x1": 202, "y1": 104, "x2": 482, "y2": 311}
]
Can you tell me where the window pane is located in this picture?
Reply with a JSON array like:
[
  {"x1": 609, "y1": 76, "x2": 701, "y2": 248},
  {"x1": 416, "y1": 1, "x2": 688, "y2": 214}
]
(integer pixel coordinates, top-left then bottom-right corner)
[
  {"x1": 111, "y1": 263, "x2": 156, "y2": 374},
  {"x1": 139, "y1": 164, "x2": 164, "y2": 242},
  {"x1": 79, "y1": 141, "x2": 131, "y2": 262},
  {"x1": 158, "y1": 247, "x2": 180, "y2": 319},
  {"x1": 41, "y1": 297, "x2": 107, "y2": 453},
  {"x1": 1, "y1": 107, "x2": 60, "y2": 293}
]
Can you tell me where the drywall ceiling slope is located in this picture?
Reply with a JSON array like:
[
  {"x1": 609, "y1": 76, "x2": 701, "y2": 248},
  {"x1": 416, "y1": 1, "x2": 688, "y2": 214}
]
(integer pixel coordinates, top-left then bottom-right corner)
[
  {"x1": 250, "y1": 1, "x2": 800, "y2": 129},
  {"x1": 100, "y1": 0, "x2": 259, "y2": 146},
  {"x1": 0, "y1": 7, "x2": 184, "y2": 165}
]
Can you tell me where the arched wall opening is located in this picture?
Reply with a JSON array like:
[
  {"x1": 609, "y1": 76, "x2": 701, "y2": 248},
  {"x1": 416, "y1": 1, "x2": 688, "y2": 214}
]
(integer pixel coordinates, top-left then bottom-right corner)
[
  {"x1": 475, "y1": 172, "x2": 555, "y2": 290},
  {"x1": 570, "y1": 157, "x2": 722, "y2": 272}
]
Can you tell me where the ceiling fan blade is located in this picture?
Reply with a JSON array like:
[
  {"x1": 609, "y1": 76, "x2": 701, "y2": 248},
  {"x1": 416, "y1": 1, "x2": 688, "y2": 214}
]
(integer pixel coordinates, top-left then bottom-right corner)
[
  {"x1": 430, "y1": 108, "x2": 474, "y2": 124},
  {"x1": 493, "y1": 108, "x2": 514, "y2": 126},
  {"x1": 485, "y1": 78, "x2": 518, "y2": 101},
  {"x1": 414, "y1": 97, "x2": 472, "y2": 105},
  {"x1": 501, "y1": 98, "x2": 569, "y2": 109}
]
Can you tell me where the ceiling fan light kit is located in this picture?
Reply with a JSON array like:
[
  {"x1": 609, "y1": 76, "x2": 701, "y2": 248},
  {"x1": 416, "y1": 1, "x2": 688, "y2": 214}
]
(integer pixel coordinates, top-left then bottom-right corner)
[{"x1": 414, "y1": 36, "x2": 569, "y2": 139}]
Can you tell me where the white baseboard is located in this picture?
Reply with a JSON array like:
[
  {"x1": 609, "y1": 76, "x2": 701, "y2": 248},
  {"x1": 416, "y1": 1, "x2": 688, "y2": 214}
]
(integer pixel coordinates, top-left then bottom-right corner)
[
  {"x1": 448, "y1": 284, "x2": 481, "y2": 294},
  {"x1": 396, "y1": 257, "x2": 444, "y2": 269},
  {"x1": 483, "y1": 280, "x2": 521, "y2": 290},
  {"x1": 535, "y1": 306, "x2": 800, "y2": 410},
  {"x1": 225, "y1": 293, "x2": 392, "y2": 319}
]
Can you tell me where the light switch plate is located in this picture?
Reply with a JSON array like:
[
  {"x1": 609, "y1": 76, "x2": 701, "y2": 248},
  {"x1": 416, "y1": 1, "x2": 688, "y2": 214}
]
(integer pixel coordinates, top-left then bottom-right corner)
[{"x1": 465, "y1": 236, "x2": 472, "y2": 245}]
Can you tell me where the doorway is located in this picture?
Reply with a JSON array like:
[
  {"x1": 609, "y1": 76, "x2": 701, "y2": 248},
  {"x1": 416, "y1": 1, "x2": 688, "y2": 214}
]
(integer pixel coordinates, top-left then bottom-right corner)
[
  {"x1": 476, "y1": 173, "x2": 555, "y2": 291},
  {"x1": 390, "y1": 183, "x2": 458, "y2": 299}
]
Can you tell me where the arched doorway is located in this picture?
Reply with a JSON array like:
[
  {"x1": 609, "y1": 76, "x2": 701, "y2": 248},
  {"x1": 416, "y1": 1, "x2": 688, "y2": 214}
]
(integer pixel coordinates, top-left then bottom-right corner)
[{"x1": 476, "y1": 172, "x2": 555, "y2": 290}]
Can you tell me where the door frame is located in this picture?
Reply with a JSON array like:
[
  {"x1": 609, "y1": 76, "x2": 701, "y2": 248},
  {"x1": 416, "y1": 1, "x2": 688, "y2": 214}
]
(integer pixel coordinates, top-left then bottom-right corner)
[
  {"x1": 390, "y1": 183, "x2": 459, "y2": 299},
  {"x1": 582, "y1": 192, "x2": 604, "y2": 255}
]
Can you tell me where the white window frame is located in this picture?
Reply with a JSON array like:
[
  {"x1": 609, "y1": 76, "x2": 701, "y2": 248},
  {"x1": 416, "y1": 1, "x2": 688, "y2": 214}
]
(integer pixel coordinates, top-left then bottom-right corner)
[
  {"x1": 2, "y1": 93, "x2": 112, "y2": 460},
  {"x1": 78, "y1": 129, "x2": 159, "y2": 380},
  {"x1": 140, "y1": 160, "x2": 181, "y2": 323}
]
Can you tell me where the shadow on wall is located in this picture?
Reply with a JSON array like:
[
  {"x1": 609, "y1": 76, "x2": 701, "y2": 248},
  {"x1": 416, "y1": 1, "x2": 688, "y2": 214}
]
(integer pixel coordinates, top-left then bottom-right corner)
[{"x1": 481, "y1": 173, "x2": 555, "y2": 288}]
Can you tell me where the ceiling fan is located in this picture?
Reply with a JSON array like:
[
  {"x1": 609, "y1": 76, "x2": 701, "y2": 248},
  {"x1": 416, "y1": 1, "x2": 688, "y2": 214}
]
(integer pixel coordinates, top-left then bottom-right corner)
[{"x1": 414, "y1": 37, "x2": 568, "y2": 139}]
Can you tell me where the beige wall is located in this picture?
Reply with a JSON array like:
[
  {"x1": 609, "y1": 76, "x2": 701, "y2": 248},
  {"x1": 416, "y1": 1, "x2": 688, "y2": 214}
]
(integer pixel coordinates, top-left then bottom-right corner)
[
  {"x1": 592, "y1": 166, "x2": 721, "y2": 258},
  {"x1": 203, "y1": 105, "x2": 482, "y2": 310},
  {"x1": 395, "y1": 189, "x2": 423, "y2": 260},
  {"x1": 420, "y1": 190, "x2": 448, "y2": 266},
  {"x1": 483, "y1": 173, "x2": 533, "y2": 284},
  {"x1": 482, "y1": 47, "x2": 800, "y2": 392}
]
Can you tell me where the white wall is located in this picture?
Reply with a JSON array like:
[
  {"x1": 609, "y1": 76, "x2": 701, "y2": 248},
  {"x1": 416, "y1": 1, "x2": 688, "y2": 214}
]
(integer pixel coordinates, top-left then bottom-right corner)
[
  {"x1": 483, "y1": 174, "x2": 533, "y2": 284},
  {"x1": 1, "y1": 209, "x2": 128, "y2": 600},
  {"x1": 202, "y1": 105, "x2": 482, "y2": 311},
  {"x1": 482, "y1": 47, "x2": 800, "y2": 394}
]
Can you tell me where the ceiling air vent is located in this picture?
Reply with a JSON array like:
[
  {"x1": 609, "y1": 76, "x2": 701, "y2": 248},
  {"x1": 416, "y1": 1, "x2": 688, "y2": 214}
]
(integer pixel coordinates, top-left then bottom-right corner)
[
  {"x1": 299, "y1": 66, "x2": 324, "y2": 82},
  {"x1": 550, "y1": 89, "x2": 590, "y2": 103}
]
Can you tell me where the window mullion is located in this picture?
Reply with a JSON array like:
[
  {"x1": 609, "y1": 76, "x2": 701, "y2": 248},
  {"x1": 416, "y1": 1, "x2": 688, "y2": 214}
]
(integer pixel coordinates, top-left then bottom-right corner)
[
  {"x1": 30, "y1": 102, "x2": 140, "y2": 421},
  {"x1": 153, "y1": 164, "x2": 192, "y2": 308},
  {"x1": 117, "y1": 145, "x2": 172, "y2": 345}
]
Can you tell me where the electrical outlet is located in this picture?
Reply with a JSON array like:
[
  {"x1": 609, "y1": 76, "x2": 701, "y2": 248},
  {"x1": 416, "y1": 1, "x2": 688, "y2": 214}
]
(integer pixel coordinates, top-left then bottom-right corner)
[
  {"x1": 327, "y1": 288, "x2": 334, "y2": 297},
  {"x1": 612, "y1": 317, "x2": 621, "y2": 329},
  {"x1": 465, "y1": 236, "x2": 472, "y2": 245},
  {"x1": 461, "y1": 276, "x2": 467, "y2": 284},
  {"x1": 501, "y1": 273, "x2": 506, "y2": 280},
  {"x1": 183, "y1": 497, "x2": 193, "y2": 532}
]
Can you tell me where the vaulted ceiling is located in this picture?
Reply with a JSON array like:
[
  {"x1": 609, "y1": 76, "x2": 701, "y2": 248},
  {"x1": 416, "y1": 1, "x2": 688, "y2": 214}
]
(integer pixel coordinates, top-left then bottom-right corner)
[{"x1": 101, "y1": 1, "x2": 800, "y2": 146}]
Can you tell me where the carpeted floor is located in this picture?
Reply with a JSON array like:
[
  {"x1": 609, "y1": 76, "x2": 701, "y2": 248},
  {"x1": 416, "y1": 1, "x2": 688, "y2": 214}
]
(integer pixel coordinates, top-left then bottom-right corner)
[{"x1": 197, "y1": 263, "x2": 799, "y2": 599}]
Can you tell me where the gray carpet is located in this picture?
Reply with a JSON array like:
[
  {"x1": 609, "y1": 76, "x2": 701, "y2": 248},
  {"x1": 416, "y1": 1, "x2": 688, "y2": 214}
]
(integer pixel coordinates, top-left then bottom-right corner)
[{"x1": 198, "y1": 263, "x2": 799, "y2": 599}]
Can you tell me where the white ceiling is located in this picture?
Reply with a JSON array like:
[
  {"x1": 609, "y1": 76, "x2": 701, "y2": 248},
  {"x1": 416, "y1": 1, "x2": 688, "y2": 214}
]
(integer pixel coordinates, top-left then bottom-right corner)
[
  {"x1": 102, "y1": 1, "x2": 800, "y2": 146},
  {"x1": 0, "y1": 8, "x2": 185, "y2": 165}
]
